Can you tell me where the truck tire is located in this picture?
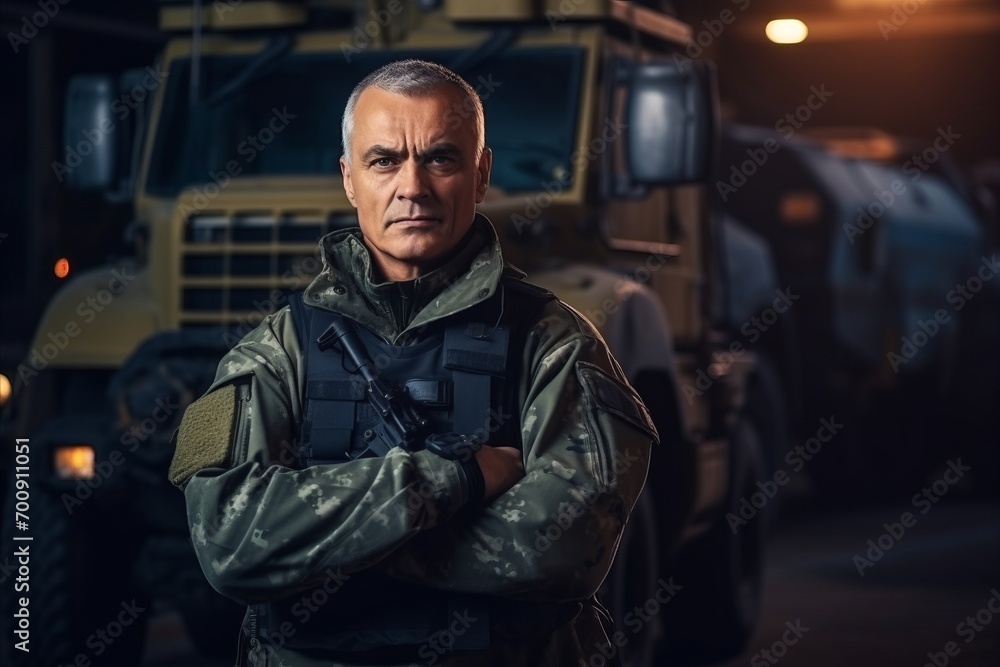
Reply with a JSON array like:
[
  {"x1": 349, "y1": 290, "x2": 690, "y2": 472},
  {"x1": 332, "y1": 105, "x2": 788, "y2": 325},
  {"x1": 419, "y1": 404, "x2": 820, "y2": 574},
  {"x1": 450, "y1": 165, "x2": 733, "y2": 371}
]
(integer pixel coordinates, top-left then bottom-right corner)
[
  {"x1": 661, "y1": 418, "x2": 766, "y2": 664},
  {"x1": 1, "y1": 416, "x2": 150, "y2": 667},
  {"x1": 600, "y1": 488, "x2": 661, "y2": 667},
  {"x1": 110, "y1": 329, "x2": 245, "y2": 657}
]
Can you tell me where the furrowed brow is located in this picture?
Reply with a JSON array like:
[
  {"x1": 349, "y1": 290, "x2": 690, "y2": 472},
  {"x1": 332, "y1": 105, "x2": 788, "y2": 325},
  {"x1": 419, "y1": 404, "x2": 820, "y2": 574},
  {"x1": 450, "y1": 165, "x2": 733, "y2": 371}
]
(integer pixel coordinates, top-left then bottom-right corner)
[
  {"x1": 361, "y1": 145, "x2": 403, "y2": 163},
  {"x1": 418, "y1": 143, "x2": 462, "y2": 160}
]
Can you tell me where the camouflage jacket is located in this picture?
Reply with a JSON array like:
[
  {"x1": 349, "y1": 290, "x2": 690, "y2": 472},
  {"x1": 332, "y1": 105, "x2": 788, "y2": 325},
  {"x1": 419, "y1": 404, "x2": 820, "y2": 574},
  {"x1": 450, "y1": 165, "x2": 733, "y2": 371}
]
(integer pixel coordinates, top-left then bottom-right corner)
[{"x1": 170, "y1": 214, "x2": 657, "y2": 666}]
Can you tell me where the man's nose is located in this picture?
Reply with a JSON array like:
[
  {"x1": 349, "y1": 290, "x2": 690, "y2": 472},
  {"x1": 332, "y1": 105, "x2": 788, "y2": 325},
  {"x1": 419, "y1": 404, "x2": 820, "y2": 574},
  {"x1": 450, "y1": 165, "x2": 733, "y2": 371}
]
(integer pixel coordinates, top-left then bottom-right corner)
[{"x1": 396, "y1": 159, "x2": 430, "y2": 200}]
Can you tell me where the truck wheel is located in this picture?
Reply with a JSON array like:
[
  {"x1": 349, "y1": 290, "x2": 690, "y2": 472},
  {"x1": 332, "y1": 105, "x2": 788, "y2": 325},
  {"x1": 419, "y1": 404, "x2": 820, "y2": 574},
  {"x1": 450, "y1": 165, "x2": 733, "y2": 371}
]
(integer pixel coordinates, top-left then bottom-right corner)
[
  {"x1": 0, "y1": 417, "x2": 149, "y2": 667},
  {"x1": 661, "y1": 418, "x2": 765, "y2": 664},
  {"x1": 600, "y1": 489, "x2": 661, "y2": 667},
  {"x1": 110, "y1": 329, "x2": 246, "y2": 657}
]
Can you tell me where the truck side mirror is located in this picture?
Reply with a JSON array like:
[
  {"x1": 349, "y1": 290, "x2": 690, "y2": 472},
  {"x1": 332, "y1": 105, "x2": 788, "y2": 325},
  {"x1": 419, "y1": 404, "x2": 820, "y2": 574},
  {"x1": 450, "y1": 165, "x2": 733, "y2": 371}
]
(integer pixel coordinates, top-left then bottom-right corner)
[
  {"x1": 625, "y1": 59, "x2": 718, "y2": 186},
  {"x1": 63, "y1": 75, "x2": 118, "y2": 192}
]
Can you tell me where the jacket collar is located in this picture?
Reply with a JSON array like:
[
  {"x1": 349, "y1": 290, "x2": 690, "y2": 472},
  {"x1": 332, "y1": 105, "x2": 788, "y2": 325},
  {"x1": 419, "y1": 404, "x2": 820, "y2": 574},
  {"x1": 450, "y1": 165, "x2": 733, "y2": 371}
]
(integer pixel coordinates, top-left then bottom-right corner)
[{"x1": 303, "y1": 213, "x2": 508, "y2": 342}]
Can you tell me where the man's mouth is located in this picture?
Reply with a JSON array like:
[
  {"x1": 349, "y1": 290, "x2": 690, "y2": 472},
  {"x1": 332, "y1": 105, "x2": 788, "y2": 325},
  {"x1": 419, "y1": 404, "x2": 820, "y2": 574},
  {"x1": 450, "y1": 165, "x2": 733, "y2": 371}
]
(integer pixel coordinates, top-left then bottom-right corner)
[{"x1": 390, "y1": 215, "x2": 441, "y2": 226}]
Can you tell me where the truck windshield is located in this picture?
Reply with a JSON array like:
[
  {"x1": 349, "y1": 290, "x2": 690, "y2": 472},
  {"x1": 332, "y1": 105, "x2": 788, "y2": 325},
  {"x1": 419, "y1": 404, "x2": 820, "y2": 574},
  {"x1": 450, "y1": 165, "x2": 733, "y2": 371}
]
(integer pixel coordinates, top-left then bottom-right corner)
[{"x1": 146, "y1": 46, "x2": 584, "y2": 196}]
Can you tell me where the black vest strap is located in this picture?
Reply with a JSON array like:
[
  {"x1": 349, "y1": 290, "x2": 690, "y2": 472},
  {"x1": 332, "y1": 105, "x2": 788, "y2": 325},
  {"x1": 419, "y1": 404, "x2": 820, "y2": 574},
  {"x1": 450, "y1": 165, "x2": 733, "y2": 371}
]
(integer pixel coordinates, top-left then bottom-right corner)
[{"x1": 444, "y1": 320, "x2": 508, "y2": 436}]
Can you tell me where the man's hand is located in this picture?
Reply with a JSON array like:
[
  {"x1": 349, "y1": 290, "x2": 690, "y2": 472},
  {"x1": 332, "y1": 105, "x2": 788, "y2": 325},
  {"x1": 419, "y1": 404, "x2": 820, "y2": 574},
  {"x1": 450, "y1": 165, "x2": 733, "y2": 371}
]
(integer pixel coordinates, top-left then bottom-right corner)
[{"x1": 475, "y1": 446, "x2": 524, "y2": 502}]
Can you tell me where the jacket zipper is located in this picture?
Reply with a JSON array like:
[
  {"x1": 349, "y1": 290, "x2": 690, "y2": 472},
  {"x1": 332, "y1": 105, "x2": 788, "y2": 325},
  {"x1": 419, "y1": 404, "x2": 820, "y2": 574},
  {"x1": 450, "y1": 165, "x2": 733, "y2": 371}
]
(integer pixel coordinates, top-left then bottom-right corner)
[
  {"x1": 234, "y1": 380, "x2": 252, "y2": 462},
  {"x1": 397, "y1": 281, "x2": 412, "y2": 333}
]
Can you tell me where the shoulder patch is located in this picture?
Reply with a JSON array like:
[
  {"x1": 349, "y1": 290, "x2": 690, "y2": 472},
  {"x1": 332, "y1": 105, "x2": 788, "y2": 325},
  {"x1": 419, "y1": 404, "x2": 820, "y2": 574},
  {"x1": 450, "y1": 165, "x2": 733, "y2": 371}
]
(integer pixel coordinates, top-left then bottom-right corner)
[
  {"x1": 168, "y1": 384, "x2": 238, "y2": 487},
  {"x1": 576, "y1": 362, "x2": 658, "y2": 443}
]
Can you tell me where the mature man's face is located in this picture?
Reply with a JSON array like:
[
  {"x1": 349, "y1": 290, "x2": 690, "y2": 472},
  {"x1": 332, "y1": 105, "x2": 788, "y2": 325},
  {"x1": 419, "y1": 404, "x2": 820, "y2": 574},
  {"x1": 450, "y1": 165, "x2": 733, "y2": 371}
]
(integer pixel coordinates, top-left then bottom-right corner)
[{"x1": 340, "y1": 84, "x2": 491, "y2": 282}]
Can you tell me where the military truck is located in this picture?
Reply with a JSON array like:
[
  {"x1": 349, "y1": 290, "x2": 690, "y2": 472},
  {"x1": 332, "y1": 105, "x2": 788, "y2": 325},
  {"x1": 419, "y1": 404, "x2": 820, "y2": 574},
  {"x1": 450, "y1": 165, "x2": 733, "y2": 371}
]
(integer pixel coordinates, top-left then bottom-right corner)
[
  {"x1": 718, "y1": 124, "x2": 993, "y2": 496},
  {"x1": 2, "y1": 1, "x2": 788, "y2": 664}
]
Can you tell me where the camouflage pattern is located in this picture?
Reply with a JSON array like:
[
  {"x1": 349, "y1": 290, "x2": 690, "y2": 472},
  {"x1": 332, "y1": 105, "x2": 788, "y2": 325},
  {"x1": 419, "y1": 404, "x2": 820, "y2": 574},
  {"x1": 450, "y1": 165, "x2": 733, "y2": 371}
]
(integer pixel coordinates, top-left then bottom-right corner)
[{"x1": 173, "y1": 214, "x2": 657, "y2": 666}]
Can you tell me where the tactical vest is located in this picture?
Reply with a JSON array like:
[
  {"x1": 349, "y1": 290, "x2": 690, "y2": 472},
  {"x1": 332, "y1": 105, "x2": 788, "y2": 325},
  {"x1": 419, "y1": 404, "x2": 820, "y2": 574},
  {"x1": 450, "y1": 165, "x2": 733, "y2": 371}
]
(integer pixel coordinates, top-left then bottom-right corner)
[
  {"x1": 288, "y1": 272, "x2": 551, "y2": 466},
  {"x1": 248, "y1": 271, "x2": 584, "y2": 659}
]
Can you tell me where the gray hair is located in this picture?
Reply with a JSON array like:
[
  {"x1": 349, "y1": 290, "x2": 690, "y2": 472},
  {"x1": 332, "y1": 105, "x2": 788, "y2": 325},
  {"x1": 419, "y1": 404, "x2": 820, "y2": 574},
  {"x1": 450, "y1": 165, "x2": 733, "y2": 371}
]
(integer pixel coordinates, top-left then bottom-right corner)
[{"x1": 341, "y1": 59, "x2": 485, "y2": 163}]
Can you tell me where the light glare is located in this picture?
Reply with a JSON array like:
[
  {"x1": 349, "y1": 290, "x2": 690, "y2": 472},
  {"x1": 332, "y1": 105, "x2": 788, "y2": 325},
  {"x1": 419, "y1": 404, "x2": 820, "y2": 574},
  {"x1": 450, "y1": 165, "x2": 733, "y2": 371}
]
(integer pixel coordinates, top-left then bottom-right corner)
[{"x1": 766, "y1": 19, "x2": 809, "y2": 44}]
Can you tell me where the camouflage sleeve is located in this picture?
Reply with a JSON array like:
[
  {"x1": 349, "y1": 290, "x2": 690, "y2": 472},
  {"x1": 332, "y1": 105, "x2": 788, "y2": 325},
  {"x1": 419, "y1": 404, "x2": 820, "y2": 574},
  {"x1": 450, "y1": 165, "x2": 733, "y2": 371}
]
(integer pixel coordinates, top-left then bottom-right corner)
[
  {"x1": 376, "y1": 302, "x2": 657, "y2": 602},
  {"x1": 174, "y1": 308, "x2": 474, "y2": 604}
]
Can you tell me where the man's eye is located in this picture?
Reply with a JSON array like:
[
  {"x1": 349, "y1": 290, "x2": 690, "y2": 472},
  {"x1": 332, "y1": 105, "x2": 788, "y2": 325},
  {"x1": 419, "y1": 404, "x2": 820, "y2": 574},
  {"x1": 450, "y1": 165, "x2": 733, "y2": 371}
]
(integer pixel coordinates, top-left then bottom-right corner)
[
  {"x1": 372, "y1": 158, "x2": 395, "y2": 167},
  {"x1": 428, "y1": 156, "x2": 453, "y2": 165}
]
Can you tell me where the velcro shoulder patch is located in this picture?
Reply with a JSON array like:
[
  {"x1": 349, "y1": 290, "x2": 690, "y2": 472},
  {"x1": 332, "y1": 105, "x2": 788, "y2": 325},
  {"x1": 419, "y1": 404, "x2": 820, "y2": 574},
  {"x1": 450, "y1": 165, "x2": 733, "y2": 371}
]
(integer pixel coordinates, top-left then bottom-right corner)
[
  {"x1": 576, "y1": 362, "x2": 658, "y2": 443},
  {"x1": 168, "y1": 384, "x2": 238, "y2": 487}
]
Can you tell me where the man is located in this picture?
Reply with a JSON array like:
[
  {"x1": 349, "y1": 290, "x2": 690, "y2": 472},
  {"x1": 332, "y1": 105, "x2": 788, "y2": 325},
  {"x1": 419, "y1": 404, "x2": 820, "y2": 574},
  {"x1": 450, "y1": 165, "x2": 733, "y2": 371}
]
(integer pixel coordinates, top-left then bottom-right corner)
[{"x1": 169, "y1": 59, "x2": 657, "y2": 666}]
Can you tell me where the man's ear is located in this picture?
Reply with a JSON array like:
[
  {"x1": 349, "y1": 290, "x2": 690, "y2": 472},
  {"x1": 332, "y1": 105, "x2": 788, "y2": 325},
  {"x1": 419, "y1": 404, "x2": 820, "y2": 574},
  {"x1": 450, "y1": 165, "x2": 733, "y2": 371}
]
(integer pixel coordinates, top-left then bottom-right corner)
[
  {"x1": 475, "y1": 147, "x2": 493, "y2": 204},
  {"x1": 340, "y1": 155, "x2": 357, "y2": 207}
]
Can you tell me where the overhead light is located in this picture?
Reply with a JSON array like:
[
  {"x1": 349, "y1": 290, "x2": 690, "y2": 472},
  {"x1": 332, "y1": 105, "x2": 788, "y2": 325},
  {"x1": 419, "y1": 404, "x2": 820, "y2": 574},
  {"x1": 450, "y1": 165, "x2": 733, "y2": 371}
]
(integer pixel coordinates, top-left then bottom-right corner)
[
  {"x1": 54, "y1": 257, "x2": 70, "y2": 279},
  {"x1": 766, "y1": 19, "x2": 809, "y2": 44}
]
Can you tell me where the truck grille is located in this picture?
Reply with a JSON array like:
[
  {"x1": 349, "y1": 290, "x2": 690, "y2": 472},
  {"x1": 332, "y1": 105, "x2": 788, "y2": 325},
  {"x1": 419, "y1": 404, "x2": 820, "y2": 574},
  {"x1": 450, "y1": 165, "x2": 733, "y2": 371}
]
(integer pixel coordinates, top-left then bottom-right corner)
[{"x1": 179, "y1": 210, "x2": 358, "y2": 328}]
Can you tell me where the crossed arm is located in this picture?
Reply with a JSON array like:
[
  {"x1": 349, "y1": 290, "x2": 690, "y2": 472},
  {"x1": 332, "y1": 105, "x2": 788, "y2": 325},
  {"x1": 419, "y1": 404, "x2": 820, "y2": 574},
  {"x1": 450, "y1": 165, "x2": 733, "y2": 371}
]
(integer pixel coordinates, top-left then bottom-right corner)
[{"x1": 176, "y1": 305, "x2": 654, "y2": 605}]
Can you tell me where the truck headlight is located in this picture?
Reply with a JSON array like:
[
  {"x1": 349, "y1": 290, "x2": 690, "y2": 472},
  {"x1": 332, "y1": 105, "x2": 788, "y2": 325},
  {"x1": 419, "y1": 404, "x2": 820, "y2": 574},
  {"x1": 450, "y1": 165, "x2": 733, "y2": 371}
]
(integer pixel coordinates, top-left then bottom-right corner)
[{"x1": 54, "y1": 445, "x2": 96, "y2": 480}]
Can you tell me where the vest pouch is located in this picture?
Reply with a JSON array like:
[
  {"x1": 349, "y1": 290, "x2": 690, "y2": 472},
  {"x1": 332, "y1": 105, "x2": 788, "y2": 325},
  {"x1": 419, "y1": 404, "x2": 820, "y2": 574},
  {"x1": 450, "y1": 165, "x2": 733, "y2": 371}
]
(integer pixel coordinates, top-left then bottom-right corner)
[
  {"x1": 302, "y1": 378, "x2": 365, "y2": 462},
  {"x1": 404, "y1": 378, "x2": 452, "y2": 407}
]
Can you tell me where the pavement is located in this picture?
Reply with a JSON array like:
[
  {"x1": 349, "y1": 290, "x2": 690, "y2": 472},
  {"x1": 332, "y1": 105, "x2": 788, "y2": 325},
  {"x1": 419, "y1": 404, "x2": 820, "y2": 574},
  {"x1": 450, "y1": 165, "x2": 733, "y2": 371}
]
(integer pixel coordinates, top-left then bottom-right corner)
[{"x1": 718, "y1": 498, "x2": 1000, "y2": 667}]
